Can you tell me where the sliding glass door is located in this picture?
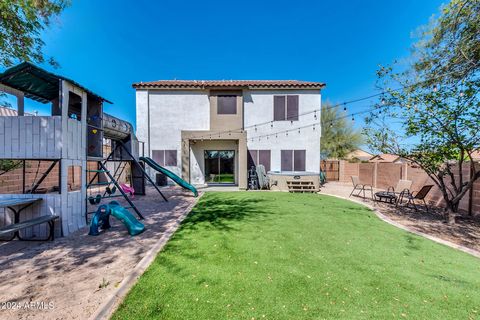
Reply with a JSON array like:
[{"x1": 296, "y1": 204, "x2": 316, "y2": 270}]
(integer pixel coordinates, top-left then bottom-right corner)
[{"x1": 204, "y1": 150, "x2": 235, "y2": 184}]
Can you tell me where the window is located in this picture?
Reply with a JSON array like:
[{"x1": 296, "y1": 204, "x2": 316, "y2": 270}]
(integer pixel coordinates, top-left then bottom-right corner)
[
  {"x1": 247, "y1": 150, "x2": 271, "y2": 172},
  {"x1": 281, "y1": 150, "x2": 306, "y2": 171},
  {"x1": 273, "y1": 95, "x2": 299, "y2": 121},
  {"x1": 152, "y1": 150, "x2": 177, "y2": 166},
  {"x1": 217, "y1": 95, "x2": 237, "y2": 114}
]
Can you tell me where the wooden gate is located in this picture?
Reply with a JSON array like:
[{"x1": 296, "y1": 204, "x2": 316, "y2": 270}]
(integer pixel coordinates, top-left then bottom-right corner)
[{"x1": 321, "y1": 160, "x2": 339, "y2": 181}]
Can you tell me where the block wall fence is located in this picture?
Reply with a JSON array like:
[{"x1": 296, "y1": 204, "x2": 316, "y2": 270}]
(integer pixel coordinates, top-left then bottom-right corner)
[{"x1": 336, "y1": 160, "x2": 480, "y2": 216}]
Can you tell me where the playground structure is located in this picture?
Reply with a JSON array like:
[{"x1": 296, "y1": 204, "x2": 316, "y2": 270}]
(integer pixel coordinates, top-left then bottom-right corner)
[
  {"x1": 0, "y1": 62, "x2": 175, "y2": 238},
  {"x1": 89, "y1": 201, "x2": 145, "y2": 236}
]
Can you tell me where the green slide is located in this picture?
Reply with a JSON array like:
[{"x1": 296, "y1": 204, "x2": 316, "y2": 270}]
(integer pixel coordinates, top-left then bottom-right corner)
[
  {"x1": 140, "y1": 157, "x2": 198, "y2": 197},
  {"x1": 109, "y1": 201, "x2": 145, "y2": 236}
]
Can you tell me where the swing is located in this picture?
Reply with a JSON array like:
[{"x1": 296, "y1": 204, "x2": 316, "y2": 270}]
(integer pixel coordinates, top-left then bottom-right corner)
[
  {"x1": 105, "y1": 186, "x2": 117, "y2": 195},
  {"x1": 88, "y1": 194, "x2": 102, "y2": 205}
]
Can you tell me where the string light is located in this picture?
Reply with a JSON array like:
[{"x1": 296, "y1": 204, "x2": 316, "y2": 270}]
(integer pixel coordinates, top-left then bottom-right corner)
[
  {"x1": 314, "y1": 110, "x2": 317, "y2": 120},
  {"x1": 286, "y1": 131, "x2": 288, "y2": 136},
  {"x1": 190, "y1": 67, "x2": 476, "y2": 141},
  {"x1": 433, "y1": 84, "x2": 438, "y2": 92},
  {"x1": 254, "y1": 125, "x2": 257, "y2": 132},
  {"x1": 298, "y1": 129, "x2": 301, "y2": 134}
]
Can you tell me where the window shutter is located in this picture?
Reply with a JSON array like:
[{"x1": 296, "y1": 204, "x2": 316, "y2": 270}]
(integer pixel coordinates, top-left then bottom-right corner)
[
  {"x1": 281, "y1": 150, "x2": 293, "y2": 171},
  {"x1": 259, "y1": 150, "x2": 271, "y2": 172},
  {"x1": 217, "y1": 95, "x2": 237, "y2": 114},
  {"x1": 152, "y1": 150, "x2": 165, "y2": 166},
  {"x1": 287, "y1": 95, "x2": 299, "y2": 121},
  {"x1": 274, "y1": 96, "x2": 286, "y2": 121},
  {"x1": 293, "y1": 150, "x2": 306, "y2": 171},
  {"x1": 165, "y1": 150, "x2": 177, "y2": 166}
]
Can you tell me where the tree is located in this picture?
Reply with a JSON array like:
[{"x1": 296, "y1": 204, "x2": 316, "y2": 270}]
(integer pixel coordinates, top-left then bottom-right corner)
[
  {"x1": 0, "y1": 1, "x2": 68, "y2": 175},
  {"x1": 0, "y1": 160, "x2": 22, "y2": 177},
  {"x1": 365, "y1": 0, "x2": 480, "y2": 221},
  {"x1": 321, "y1": 102, "x2": 363, "y2": 159},
  {"x1": 0, "y1": 0, "x2": 69, "y2": 68}
]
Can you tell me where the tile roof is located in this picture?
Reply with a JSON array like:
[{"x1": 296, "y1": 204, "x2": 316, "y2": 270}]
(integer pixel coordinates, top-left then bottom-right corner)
[
  {"x1": 0, "y1": 106, "x2": 36, "y2": 116},
  {"x1": 369, "y1": 153, "x2": 401, "y2": 163},
  {"x1": 132, "y1": 80, "x2": 325, "y2": 90}
]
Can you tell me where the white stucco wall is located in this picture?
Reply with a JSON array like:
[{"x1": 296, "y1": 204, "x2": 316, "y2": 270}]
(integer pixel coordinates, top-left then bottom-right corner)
[
  {"x1": 135, "y1": 88, "x2": 322, "y2": 183},
  {"x1": 244, "y1": 90, "x2": 321, "y2": 173},
  {"x1": 136, "y1": 90, "x2": 210, "y2": 177}
]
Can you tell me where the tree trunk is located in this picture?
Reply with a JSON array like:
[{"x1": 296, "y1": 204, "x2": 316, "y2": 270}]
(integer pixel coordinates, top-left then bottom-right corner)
[{"x1": 444, "y1": 200, "x2": 460, "y2": 224}]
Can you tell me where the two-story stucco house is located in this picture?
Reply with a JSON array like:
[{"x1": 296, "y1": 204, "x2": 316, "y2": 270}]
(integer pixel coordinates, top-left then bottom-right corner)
[{"x1": 133, "y1": 80, "x2": 325, "y2": 190}]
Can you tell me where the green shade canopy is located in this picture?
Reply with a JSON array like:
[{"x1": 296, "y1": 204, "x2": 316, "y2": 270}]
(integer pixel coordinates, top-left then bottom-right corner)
[{"x1": 0, "y1": 62, "x2": 112, "y2": 104}]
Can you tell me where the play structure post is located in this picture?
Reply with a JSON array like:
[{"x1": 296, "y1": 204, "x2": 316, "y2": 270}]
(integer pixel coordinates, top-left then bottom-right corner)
[
  {"x1": 118, "y1": 141, "x2": 168, "y2": 202},
  {"x1": 99, "y1": 162, "x2": 144, "y2": 220}
]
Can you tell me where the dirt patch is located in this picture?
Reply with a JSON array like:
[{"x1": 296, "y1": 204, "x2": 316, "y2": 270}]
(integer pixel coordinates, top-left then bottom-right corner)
[{"x1": 0, "y1": 187, "x2": 199, "y2": 320}]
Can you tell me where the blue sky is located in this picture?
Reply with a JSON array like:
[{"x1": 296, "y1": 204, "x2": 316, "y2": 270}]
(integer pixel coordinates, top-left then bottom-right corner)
[{"x1": 4, "y1": 0, "x2": 444, "y2": 130}]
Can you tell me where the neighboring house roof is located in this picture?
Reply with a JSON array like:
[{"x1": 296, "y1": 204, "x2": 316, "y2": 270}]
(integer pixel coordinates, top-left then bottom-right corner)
[
  {"x1": 0, "y1": 106, "x2": 36, "y2": 116},
  {"x1": 132, "y1": 80, "x2": 326, "y2": 90},
  {"x1": 0, "y1": 106, "x2": 18, "y2": 116},
  {"x1": 344, "y1": 149, "x2": 373, "y2": 161},
  {"x1": 369, "y1": 153, "x2": 403, "y2": 163},
  {"x1": 471, "y1": 150, "x2": 480, "y2": 160}
]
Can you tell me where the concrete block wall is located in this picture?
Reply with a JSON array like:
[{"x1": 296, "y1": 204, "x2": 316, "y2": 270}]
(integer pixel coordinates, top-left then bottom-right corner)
[
  {"x1": 0, "y1": 161, "x2": 60, "y2": 194},
  {"x1": 336, "y1": 160, "x2": 480, "y2": 216}
]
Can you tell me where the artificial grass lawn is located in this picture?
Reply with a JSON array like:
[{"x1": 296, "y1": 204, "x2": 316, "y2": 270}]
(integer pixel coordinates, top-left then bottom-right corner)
[{"x1": 113, "y1": 192, "x2": 480, "y2": 319}]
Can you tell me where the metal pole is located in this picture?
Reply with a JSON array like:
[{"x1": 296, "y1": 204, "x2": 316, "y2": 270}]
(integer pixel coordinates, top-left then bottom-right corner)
[
  {"x1": 118, "y1": 142, "x2": 168, "y2": 202},
  {"x1": 22, "y1": 160, "x2": 26, "y2": 194},
  {"x1": 99, "y1": 162, "x2": 144, "y2": 220}
]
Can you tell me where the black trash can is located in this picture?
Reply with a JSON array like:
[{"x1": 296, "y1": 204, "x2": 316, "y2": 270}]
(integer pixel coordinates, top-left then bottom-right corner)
[{"x1": 156, "y1": 173, "x2": 168, "y2": 186}]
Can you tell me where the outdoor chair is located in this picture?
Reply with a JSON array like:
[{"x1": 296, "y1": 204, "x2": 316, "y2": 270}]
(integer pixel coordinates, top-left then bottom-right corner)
[
  {"x1": 398, "y1": 185, "x2": 434, "y2": 211},
  {"x1": 374, "y1": 179, "x2": 412, "y2": 204},
  {"x1": 349, "y1": 176, "x2": 373, "y2": 199},
  {"x1": 389, "y1": 179, "x2": 413, "y2": 195}
]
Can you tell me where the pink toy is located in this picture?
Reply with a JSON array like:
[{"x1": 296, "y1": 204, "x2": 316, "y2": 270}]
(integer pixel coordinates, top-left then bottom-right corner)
[{"x1": 121, "y1": 184, "x2": 135, "y2": 198}]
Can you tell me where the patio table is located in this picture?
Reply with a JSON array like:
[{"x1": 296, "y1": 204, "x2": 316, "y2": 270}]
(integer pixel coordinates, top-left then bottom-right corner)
[
  {"x1": 374, "y1": 191, "x2": 397, "y2": 204},
  {"x1": 0, "y1": 198, "x2": 43, "y2": 241}
]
